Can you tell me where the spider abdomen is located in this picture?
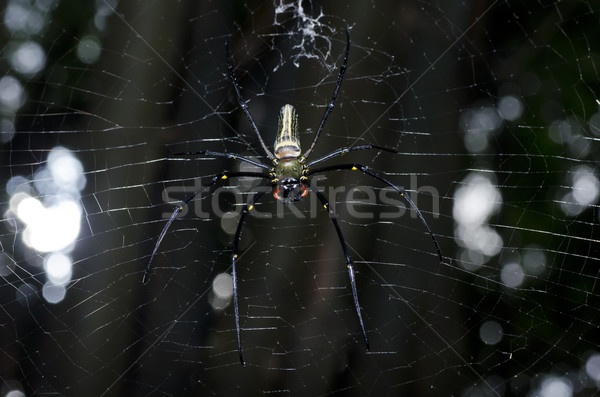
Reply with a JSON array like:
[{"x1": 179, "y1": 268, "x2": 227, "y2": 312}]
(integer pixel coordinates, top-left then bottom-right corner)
[{"x1": 274, "y1": 104, "x2": 301, "y2": 159}]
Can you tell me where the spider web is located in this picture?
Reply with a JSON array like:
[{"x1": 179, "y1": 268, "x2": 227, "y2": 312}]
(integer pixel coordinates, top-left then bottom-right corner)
[{"x1": 1, "y1": 0, "x2": 600, "y2": 395}]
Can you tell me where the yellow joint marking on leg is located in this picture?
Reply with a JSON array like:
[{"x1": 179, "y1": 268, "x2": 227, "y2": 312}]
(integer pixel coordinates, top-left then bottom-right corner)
[
  {"x1": 351, "y1": 166, "x2": 358, "y2": 170},
  {"x1": 400, "y1": 192, "x2": 404, "y2": 196},
  {"x1": 248, "y1": 205, "x2": 254, "y2": 211},
  {"x1": 323, "y1": 204, "x2": 328, "y2": 209},
  {"x1": 178, "y1": 206, "x2": 184, "y2": 211},
  {"x1": 234, "y1": 254, "x2": 238, "y2": 259},
  {"x1": 221, "y1": 175, "x2": 228, "y2": 179}
]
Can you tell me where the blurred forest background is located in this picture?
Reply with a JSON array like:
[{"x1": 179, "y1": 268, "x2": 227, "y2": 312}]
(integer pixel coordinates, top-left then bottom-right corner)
[{"x1": 1, "y1": 0, "x2": 599, "y2": 395}]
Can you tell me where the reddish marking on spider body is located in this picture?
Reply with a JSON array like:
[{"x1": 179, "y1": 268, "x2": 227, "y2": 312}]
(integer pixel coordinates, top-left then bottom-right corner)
[{"x1": 273, "y1": 185, "x2": 308, "y2": 201}]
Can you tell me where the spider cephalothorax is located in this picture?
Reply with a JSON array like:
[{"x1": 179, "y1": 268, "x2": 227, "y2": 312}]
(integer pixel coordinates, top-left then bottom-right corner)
[{"x1": 143, "y1": 31, "x2": 443, "y2": 366}]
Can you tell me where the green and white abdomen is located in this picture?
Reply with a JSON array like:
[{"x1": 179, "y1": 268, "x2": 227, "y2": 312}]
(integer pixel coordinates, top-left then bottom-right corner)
[{"x1": 274, "y1": 104, "x2": 301, "y2": 159}]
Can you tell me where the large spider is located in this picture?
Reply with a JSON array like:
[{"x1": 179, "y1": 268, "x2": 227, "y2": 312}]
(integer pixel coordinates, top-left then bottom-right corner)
[{"x1": 143, "y1": 31, "x2": 442, "y2": 365}]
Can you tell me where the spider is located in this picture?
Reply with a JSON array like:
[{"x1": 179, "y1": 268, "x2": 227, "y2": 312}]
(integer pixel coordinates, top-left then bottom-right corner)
[{"x1": 143, "y1": 31, "x2": 443, "y2": 366}]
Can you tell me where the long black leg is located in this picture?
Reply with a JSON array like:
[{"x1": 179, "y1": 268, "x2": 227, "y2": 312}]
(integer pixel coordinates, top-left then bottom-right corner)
[
  {"x1": 142, "y1": 171, "x2": 272, "y2": 284},
  {"x1": 174, "y1": 150, "x2": 271, "y2": 171},
  {"x1": 231, "y1": 190, "x2": 267, "y2": 366},
  {"x1": 303, "y1": 180, "x2": 370, "y2": 350},
  {"x1": 301, "y1": 30, "x2": 350, "y2": 159},
  {"x1": 225, "y1": 41, "x2": 275, "y2": 160},
  {"x1": 306, "y1": 144, "x2": 396, "y2": 167},
  {"x1": 308, "y1": 163, "x2": 443, "y2": 262}
]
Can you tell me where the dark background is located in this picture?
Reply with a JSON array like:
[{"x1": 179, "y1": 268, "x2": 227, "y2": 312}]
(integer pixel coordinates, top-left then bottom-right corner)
[{"x1": 1, "y1": 0, "x2": 599, "y2": 395}]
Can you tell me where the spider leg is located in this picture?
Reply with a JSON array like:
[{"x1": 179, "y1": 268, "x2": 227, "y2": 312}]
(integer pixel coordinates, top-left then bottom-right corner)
[
  {"x1": 225, "y1": 41, "x2": 275, "y2": 160},
  {"x1": 306, "y1": 144, "x2": 397, "y2": 167},
  {"x1": 302, "y1": 30, "x2": 350, "y2": 159},
  {"x1": 302, "y1": 180, "x2": 370, "y2": 350},
  {"x1": 174, "y1": 150, "x2": 271, "y2": 171},
  {"x1": 142, "y1": 171, "x2": 271, "y2": 284},
  {"x1": 231, "y1": 190, "x2": 267, "y2": 366},
  {"x1": 308, "y1": 163, "x2": 443, "y2": 262}
]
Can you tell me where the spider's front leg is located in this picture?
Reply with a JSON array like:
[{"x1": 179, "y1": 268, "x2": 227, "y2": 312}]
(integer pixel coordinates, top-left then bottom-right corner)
[
  {"x1": 143, "y1": 171, "x2": 271, "y2": 284},
  {"x1": 301, "y1": 179, "x2": 370, "y2": 350},
  {"x1": 307, "y1": 163, "x2": 443, "y2": 262},
  {"x1": 230, "y1": 190, "x2": 267, "y2": 366}
]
